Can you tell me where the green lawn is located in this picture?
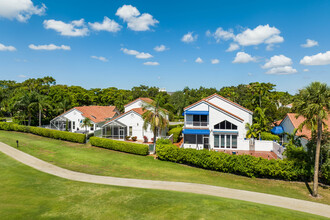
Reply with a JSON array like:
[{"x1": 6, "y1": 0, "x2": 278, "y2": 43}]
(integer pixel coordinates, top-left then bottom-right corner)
[
  {"x1": 0, "y1": 152, "x2": 326, "y2": 220},
  {"x1": 1, "y1": 130, "x2": 329, "y2": 205}
]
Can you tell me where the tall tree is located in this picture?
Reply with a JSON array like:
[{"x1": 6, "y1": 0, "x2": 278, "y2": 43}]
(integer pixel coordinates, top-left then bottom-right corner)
[
  {"x1": 81, "y1": 117, "x2": 93, "y2": 134},
  {"x1": 29, "y1": 93, "x2": 52, "y2": 127},
  {"x1": 294, "y1": 81, "x2": 330, "y2": 197}
]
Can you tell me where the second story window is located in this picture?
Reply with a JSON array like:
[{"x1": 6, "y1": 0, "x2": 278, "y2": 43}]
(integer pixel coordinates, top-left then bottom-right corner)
[{"x1": 214, "y1": 120, "x2": 237, "y2": 130}]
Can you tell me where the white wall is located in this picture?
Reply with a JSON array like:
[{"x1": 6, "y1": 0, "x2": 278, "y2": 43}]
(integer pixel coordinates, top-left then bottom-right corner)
[
  {"x1": 280, "y1": 116, "x2": 308, "y2": 147},
  {"x1": 125, "y1": 100, "x2": 144, "y2": 112},
  {"x1": 62, "y1": 109, "x2": 96, "y2": 133}
]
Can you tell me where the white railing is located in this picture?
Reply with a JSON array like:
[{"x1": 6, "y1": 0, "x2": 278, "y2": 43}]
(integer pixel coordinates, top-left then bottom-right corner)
[{"x1": 185, "y1": 121, "x2": 208, "y2": 128}]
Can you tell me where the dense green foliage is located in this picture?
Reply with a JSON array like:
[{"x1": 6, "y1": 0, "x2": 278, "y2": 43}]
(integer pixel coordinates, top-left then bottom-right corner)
[
  {"x1": 90, "y1": 136, "x2": 149, "y2": 155},
  {"x1": 168, "y1": 126, "x2": 183, "y2": 143},
  {"x1": 157, "y1": 143, "x2": 310, "y2": 181},
  {"x1": 260, "y1": 132, "x2": 280, "y2": 141},
  {"x1": 0, "y1": 122, "x2": 86, "y2": 143}
]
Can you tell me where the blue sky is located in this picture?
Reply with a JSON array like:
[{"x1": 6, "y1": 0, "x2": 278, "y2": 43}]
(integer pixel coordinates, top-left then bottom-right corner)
[{"x1": 0, "y1": 0, "x2": 329, "y2": 94}]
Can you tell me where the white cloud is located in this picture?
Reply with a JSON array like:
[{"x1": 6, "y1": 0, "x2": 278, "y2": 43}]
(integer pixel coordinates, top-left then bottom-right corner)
[
  {"x1": 226, "y1": 43, "x2": 239, "y2": 52},
  {"x1": 0, "y1": 0, "x2": 46, "y2": 22},
  {"x1": 263, "y1": 55, "x2": 292, "y2": 69},
  {"x1": 303, "y1": 69, "x2": 309, "y2": 72},
  {"x1": 18, "y1": 74, "x2": 27, "y2": 78},
  {"x1": 195, "y1": 57, "x2": 203, "y2": 63},
  {"x1": 0, "y1": 43, "x2": 16, "y2": 51},
  {"x1": 143, "y1": 61, "x2": 159, "y2": 66},
  {"x1": 116, "y1": 5, "x2": 158, "y2": 31},
  {"x1": 88, "y1": 16, "x2": 121, "y2": 32},
  {"x1": 300, "y1": 51, "x2": 330, "y2": 65},
  {"x1": 43, "y1": 19, "x2": 89, "y2": 37},
  {"x1": 121, "y1": 48, "x2": 153, "y2": 59},
  {"x1": 212, "y1": 27, "x2": 235, "y2": 42},
  {"x1": 91, "y1": 55, "x2": 108, "y2": 62},
  {"x1": 154, "y1": 44, "x2": 168, "y2": 52},
  {"x1": 266, "y1": 66, "x2": 297, "y2": 75},
  {"x1": 181, "y1": 32, "x2": 198, "y2": 43},
  {"x1": 29, "y1": 44, "x2": 70, "y2": 51},
  {"x1": 235, "y1": 24, "x2": 284, "y2": 46},
  {"x1": 211, "y1": 59, "x2": 219, "y2": 64},
  {"x1": 301, "y1": 39, "x2": 318, "y2": 48},
  {"x1": 232, "y1": 52, "x2": 256, "y2": 63}
]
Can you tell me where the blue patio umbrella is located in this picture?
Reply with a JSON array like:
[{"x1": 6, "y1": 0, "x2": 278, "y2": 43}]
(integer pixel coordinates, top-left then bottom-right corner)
[{"x1": 271, "y1": 126, "x2": 284, "y2": 135}]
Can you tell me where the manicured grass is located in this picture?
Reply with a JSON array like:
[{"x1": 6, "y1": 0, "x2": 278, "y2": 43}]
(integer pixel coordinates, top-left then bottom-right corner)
[
  {"x1": 1, "y1": 130, "x2": 329, "y2": 205},
  {"x1": 0, "y1": 152, "x2": 326, "y2": 220}
]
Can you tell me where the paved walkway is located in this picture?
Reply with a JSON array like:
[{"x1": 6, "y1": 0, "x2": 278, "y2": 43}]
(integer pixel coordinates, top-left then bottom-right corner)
[{"x1": 0, "y1": 142, "x2": 329, "y2": 218}]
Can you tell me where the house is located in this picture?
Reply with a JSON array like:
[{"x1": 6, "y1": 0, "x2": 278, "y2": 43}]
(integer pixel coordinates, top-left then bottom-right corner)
[
  {"x1": 182, "y1": 93, "x2": 284, "y2": 159},
  {"x1": 277, "y1": 113, "x2": 330, "y2": 147},
  {"x1": 101, "y1": 98, "x2": 168, "y2": 142},
  {"x1": 50, "y1": 106, "x2": 120, "y2": 133}
]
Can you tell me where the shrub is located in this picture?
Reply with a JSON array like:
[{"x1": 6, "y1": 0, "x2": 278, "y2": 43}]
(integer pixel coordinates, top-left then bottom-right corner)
[
  {"x1": 168, "y1": 126, "x2": 183, "y2": 143},
  {"x1": 156, "y1": 143, "x2": 309, "y2": 181},
  {"x1": 143, "y1": 136, "x2": 148, "y2": 143},
  {"x1": 168, "y1": 124, "x2": 183, "y2": 131},
  {"x1": 320, "y1": 157, "x2": 330, "y2": 185},
  {"x1": 0, "y1": 122, "x2": 86, "y2": 143},
  {"x1": 131, "y1": 136, "x2": 137, "y2": 141},
  {"x1": 260, "y1": 132, "x2": 280, "y2": 142},
  {"x1": 90, "y1": 137, "x2": 149, "y2": 155},
  {"x1": 125, "y1": 136, "x2": 131, "y2": 141}
]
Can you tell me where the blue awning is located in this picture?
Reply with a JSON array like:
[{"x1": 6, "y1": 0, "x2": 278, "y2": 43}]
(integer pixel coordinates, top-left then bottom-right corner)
[
  {"x1": 183, "y1": 129, "x2": 210, "y2": 135},
  {"x1": 183, "y1": 111, "x2": 209, "y2": 115},
  {"x1": 213, "y1": 130, "x2": 238, "y2": 134},
  {"x1": 271, "y1": 126, "x2": 284, "y2": 135}
]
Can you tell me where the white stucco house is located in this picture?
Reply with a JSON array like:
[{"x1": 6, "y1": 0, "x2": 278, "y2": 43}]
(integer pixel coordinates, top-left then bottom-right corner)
[
  {"x1": 50, "y1": 106, "x2": 120, "y2": 133},
  {"x1": 182, "y1": 94, "x2": 284, "y2": 159},
  {"x1": 101, "y1": 98, "x2": 168, "y2": 142}
]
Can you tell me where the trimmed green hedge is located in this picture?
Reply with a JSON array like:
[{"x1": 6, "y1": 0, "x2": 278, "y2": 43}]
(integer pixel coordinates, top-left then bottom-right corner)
[
  {"x1": 0, "y1": 122, "x2": 86, "y2": 143},
  {"x1": 168, "y1": 126, "x2": 183, "y2": 143},
  {"x1": 90, "y1": 137, "x2": 149, "y2": 156},
  {"x1": 260, "y1": 132, "x2": 280, "y2": 142},
  {"x1": 156, "y1": 143, "x2": 310, "y2": 181},
  {"x1": 168, "y1": 124, "x2": 183, "y2": 130}
]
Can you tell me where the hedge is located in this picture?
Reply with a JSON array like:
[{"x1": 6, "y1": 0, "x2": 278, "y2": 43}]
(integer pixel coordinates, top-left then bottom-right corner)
[
  {"x1": 90, "y1": 137, "x2": 149, "y2": 156},
  {"x1": 260, "y1": 132, "x2": 280, "y2": 142},
  {"x1": 168, "y1": 124, "x2": 183, "y2": 130},
  {"x1": 0, "y1": 122, "x2": 86, "y2": 143},
  {"x1": 168, "y1": 126, "x2": 183, "y2": 143},
  {"x1": 156, "y1": 143, "x2": 310, "y2": 181}
]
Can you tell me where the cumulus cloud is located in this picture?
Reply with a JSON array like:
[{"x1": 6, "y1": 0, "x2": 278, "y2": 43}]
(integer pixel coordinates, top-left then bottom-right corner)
[
  {"x1": 211, "y1": 59, "x2": 220, "y2": 64},
  {"x1": 29, "y1": 44, "x2": 70, "y2": 51},
  {"x1": 300, "y1": 51, "x2": 330, "y2": 65},
  {"x1": 232, "y1": 52, "x2": 256, "y2": 63},
  {"x1": 116, "y1": 5, "x2": 158, "y2": 31},
  {"x1": 88, "y1": 16, "x2": 121, "y2": 32},
  {"x1": 266, "y1": 66, "x2": 297, "y2": 75},
  {"x1": 43, "y1": 19, "x2": 89, "y2": 37},
  {"x1": 0, "y1": 43, "x2": 16, "y2": 51},
  {"x1": 91, "y1": 56, "x2": 108, "y2": 62},
  {"x1": 195, "y1": 57, "x2": 203, "y2": 63},
  {"x1": 301, "y1": 39, "x2": 318, "y2": 48},
  {"x1": 154, "y1": 44, "x2": 168, "y2": 52},
  {"x1": 143, "y1": 61, "x2": 159, "y2": 66},
  {"x1": 226, "y1": 43, "x2": 240, "y2": 52},
  {"x1": 263, "y1": 55, "x2": 292, "y2": 69},
  {"x1": 181, "y1": 32, "x2": 198, "y2": 43},
  {"x1": 0, "y1": 0, "x2": 46, "y2": 22},
  {"x1": 121, "y1": 48, "x2": 153, "y2": 59},
  {"x1": 18, "y1": 74, "x2": 27, "y2": 78},
  {"x1": 208, "y1": 27, "x2": 234, "y2": 43}
]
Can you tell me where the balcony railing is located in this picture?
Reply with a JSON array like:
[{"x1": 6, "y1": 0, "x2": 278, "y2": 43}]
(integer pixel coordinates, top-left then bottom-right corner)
[{"x1": 185, "y1": 121, "x2": 209, "y2": 127}]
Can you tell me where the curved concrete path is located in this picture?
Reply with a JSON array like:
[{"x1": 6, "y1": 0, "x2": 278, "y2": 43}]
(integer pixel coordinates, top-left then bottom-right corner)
[{"x1": 0, "y1": 142, "x2": 329, "y2": 218}]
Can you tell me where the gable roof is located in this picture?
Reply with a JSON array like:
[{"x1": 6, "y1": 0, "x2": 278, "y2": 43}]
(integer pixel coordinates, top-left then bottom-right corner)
[
  {"x1": 184, "y1": 93, "x2": 252, "y2": 114},
  {"x1": 281, "y1": 113, "x2": 330, "y2": 140},
  {"x1": 124, "y1": 97, "x2": 154, "y2": 107},
  {"x1": 103, "y1": 108, "x2": 147, "y2": 126}
]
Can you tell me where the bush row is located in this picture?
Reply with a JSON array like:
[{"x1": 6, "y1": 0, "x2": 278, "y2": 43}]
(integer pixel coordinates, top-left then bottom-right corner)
[
  {"x1": 156, "y1": 143, "x2": 310, "y2": 181},
  {"x1": 260, "y1": 132, "x2": 280, "y2": 142},
  {"x1": 0, "y1": 122, "x2": 86, "y2": 143},
  {"x1": 168, "y1": 126, "x2": 183, "y2": 143},
  {"x1": 90, "y1": 137, "x2": 149, "y2": 156}
]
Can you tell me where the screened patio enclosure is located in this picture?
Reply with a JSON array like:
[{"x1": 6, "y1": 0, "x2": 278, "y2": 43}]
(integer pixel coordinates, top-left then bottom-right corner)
[
  {"x1": 102, "y1": 121, "x2": 127, "y2": 139},
  {"x1": 50, "y1": 116, "x2": 71, "y2": 131}
]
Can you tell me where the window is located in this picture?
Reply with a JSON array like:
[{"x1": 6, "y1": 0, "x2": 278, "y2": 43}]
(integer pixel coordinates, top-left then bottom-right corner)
[
  {"x1": 193, "y1": 115, "x2": 200, "y2": 122},
  {"x1": 214, "y1": 135, "x2": 219, "y2": 148},
  {"x1": 73, "y1": 121, "x2": 75, "y2": 129},
  {"x1": 197, "y1": 135, "x2": 203, "y2": 144},
  {"x1": 214, "y1": 120, "x2": 237, "y2": 130},
  {"x1": 232, "y1": 135, "x2": 237, "y2": 149},
  {"x1": 90, "y1": 125, "x2": 94, "y2": 131},
  {"x1": 226, "y1": 135, "x2": 231, "y2": 148},
  {"x1": 184, "y1": 134, "x2": 196, "y2": 144},
  {"x1": 201, "y1": 115, "x2": 208, "y2": 122},
  {"x1": 220, "y1": 135, "x2": 225, "y2": 148},
  {"x1": 129, "y1": 126, "x2": 132, "y2": 136}
]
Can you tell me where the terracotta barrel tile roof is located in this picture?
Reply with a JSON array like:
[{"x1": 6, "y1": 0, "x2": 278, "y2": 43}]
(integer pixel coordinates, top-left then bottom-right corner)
[{"x1": 74, "y1": 106, "x2": 118, "y2": 123}]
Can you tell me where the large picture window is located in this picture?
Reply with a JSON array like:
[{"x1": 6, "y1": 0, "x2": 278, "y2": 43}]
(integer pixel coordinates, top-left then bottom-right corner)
[
  {"x1": 215, "y1": 134, "x2": 238, "y2": 149},
  {"x1": 214, "y1": 120, "x2": 237, "y2": 130},
  {"x1": 184, "y1": 134, "x2": 196, "y2": 144},
  {"x1": 214, "y1": 135, "x2": 219, "y2": 148}
]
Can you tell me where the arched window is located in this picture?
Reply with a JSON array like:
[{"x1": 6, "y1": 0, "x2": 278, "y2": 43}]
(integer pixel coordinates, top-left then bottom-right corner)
[{"x1": 214, "y1": 120, "x2": 237, "y2": 130}]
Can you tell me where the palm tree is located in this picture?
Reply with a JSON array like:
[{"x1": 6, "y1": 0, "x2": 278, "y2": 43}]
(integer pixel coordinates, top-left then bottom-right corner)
[
  {"x1": 142, "y1": 97, "x2": 169, "y2": 153},
  {"x1": 254, "y1": 107, "x2": 269, "y2": 132},
  {"x1": 81, "y1": 117, "x2": 93, "y2": 134},
  {"x1": 284, "y1": 128, "x2": 307, "y2": 147},
  {"x1": 245, "y1": 123, "x2": 261, "y2": 139},
  {"x1": 29, "y1": 93, "x2": 52, "y2": 127},
  {"x1": 13, "y1": 92, "x2": 34, "y2": 126},
  {"x1": 56, "y1": 97, "x2": 71, "y2": 114},
  {"x1": 294, "y1": 82, "x2": 330, "y2": 197}
]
